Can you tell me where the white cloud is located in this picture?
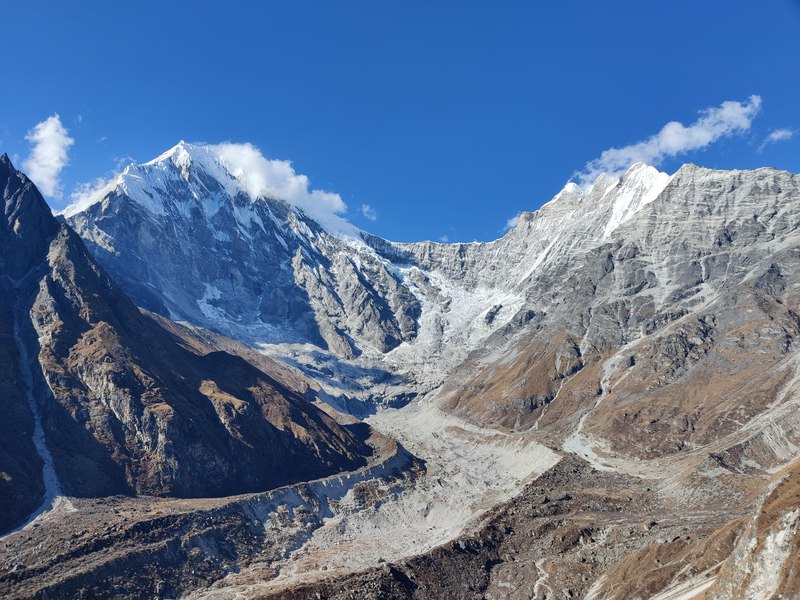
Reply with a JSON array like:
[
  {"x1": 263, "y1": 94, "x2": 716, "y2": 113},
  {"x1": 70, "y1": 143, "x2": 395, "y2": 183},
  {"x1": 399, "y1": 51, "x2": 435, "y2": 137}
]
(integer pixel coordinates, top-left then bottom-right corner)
[
  {"x1": 113, "y1": 155, "x2": 135, "y2": 170},
  {"x1": 61, "y1": 176, "x2": 116, "y2": 217},
  {"x1": 211, "y1": 142, "x2": 347, "y2": 222},
  {"x1": 438, "y1": 234, "x2": 449, "y2": 243},
  {"x1": 758, "y1": 128, "x2": 794, "y2": 152},
  {"x1": 505, "y1": 213, "x2": 521, "y2": 231},
  {"x1": 360, "y1": 203, "x2": 377, "y2": 221},
  {"x1": 573, "y1": 95, "x2": 762, "y2": 187},
  {"x1": 23, "y1": 114, "x2": 74, "y2": 199}
]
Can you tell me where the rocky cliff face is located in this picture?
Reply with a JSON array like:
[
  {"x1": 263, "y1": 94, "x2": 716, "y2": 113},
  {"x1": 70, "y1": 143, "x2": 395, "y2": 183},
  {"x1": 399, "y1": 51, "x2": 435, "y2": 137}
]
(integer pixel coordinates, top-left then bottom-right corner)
[
  {"x1": 0, "y1": 155, "x2": 48, "y2": 533},
  {"x1": 0, "y1": 155, "x2": 371, "y2": 533},
  {"x1": 707, "y1": 462, "x2": 800, "y2": 599},
  {"x1": 66, "y1": 143, "x2": 421, "y2": 363},
  {"x1": 440, "y1": 165, "x2": 800, "y2": 444}
]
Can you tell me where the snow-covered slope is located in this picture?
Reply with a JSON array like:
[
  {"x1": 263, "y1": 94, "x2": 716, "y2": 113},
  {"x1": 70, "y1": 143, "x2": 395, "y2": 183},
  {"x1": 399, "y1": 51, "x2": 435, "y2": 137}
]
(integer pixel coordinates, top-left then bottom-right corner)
[
  {"x1": 66, "y1": 143, "x2": 418, "y2": 363},
  {"x1": 65, "y1": 143, "x2": 675, "y2": 409}
]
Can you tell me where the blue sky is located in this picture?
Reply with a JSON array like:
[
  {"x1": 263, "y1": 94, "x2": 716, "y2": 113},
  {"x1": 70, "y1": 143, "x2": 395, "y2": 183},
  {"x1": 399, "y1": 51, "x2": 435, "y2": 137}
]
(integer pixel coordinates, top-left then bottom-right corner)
[{"x1": 2, "y1": 1, "x2": 799, "y2": 242}]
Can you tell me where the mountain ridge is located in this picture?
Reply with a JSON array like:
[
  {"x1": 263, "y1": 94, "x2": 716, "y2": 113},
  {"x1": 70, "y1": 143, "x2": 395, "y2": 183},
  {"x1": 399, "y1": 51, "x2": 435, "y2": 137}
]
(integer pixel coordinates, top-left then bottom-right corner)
[
  {"x1": 0, "y1": 155, "x2": 374, "y2": 533},
  {"x1": 65, "y1": 143, "x2": 688, "y2": 411}
]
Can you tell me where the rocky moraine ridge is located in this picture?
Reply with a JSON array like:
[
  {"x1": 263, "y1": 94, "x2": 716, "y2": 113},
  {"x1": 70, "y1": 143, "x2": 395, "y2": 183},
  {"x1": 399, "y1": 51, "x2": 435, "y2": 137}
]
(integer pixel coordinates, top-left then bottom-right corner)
[{"x1": 2, "y1": 143, "x2": 800, "y2": 599}]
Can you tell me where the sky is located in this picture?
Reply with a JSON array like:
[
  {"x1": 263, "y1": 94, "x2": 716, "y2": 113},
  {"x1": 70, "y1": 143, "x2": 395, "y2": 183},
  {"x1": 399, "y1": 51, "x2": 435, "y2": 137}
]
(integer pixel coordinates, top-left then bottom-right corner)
[{"x1": 1, "y1": 1, "x2": 799, "y2": 243}]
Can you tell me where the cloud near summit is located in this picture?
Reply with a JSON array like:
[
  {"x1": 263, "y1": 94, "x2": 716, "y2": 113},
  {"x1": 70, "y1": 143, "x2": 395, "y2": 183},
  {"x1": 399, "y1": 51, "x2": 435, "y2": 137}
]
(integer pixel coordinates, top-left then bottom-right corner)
[
  {"x1": 23, "y1": 114, "x2": 74, "y2": 199},
  {"x1": 572, "y1": 95, "x2": 762, "y2": 187},
  {"x1": 360, "y1": 204, "x2": 377, "y2": 221},
  {"x1": 759, "y1": 128, "x2": 795, "y2": 152},
  {"x1": 211, "y1": 142, "x2": 347, "y2": 219}
]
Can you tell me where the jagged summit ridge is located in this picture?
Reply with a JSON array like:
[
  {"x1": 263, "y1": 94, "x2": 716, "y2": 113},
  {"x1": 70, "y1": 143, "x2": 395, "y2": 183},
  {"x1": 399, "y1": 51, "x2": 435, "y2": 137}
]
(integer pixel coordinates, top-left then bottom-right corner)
[
  {"x1": 63, "y1": 142, "x2": 689, "y2": 408},
  {"x1": 63, "y1": 141, "x2": 262, "y2": 218},
  {"x1": 512, "y1": 161, "x2": 671, "y2": 240},
  {"x1": 63, "y1": 141, "x2": 362, "y2": 238},
  {"x1": 66, "y1": 142, "x2": 798, "y2": 414}
]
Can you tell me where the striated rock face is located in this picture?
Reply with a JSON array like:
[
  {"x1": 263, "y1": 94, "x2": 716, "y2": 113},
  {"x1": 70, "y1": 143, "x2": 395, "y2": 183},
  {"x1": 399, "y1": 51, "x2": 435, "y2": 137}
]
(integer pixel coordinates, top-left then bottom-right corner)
[
  {"x1": 707, "y1": 463, "x2": 800, "y2": 599},
  {"x1": 0, "y1": 155, "x2": 371, "y2": 532},
  {"x1": 439, "y1": 165, "x2": 800, "y2": 452}
]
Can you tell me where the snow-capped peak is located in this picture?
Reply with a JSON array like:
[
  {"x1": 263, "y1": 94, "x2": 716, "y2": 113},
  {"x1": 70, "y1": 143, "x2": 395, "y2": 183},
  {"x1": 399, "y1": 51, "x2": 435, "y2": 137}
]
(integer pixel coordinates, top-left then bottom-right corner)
[
  {"x1": 142, "y1": 142, "x2": 237, "y2": 192},
  {"x1": 63, "y1": 141, "x2": 365, "y2": 239},
  {"x1": 521, "y1": 162, "x2": 668, "y2": 226},
  {"x1": 601, "y1": 162, "x2": 671, "y2": 238},
  {"x1": 504, "y1": 161, "x2": 671, "y2": 261},
  {"x1": 143, "y1": 139, "x2": 195, "y2": 166}
]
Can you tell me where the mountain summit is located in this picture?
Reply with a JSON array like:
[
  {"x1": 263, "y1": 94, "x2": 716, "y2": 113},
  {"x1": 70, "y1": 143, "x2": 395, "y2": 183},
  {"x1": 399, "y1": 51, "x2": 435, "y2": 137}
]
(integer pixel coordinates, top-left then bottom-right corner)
[
  {"x1": 66, "y1": 143, "x2": 422, "y2": 366},
  {"x1": 0, "y1": 156, "x2": 371, "y2": 532}
]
